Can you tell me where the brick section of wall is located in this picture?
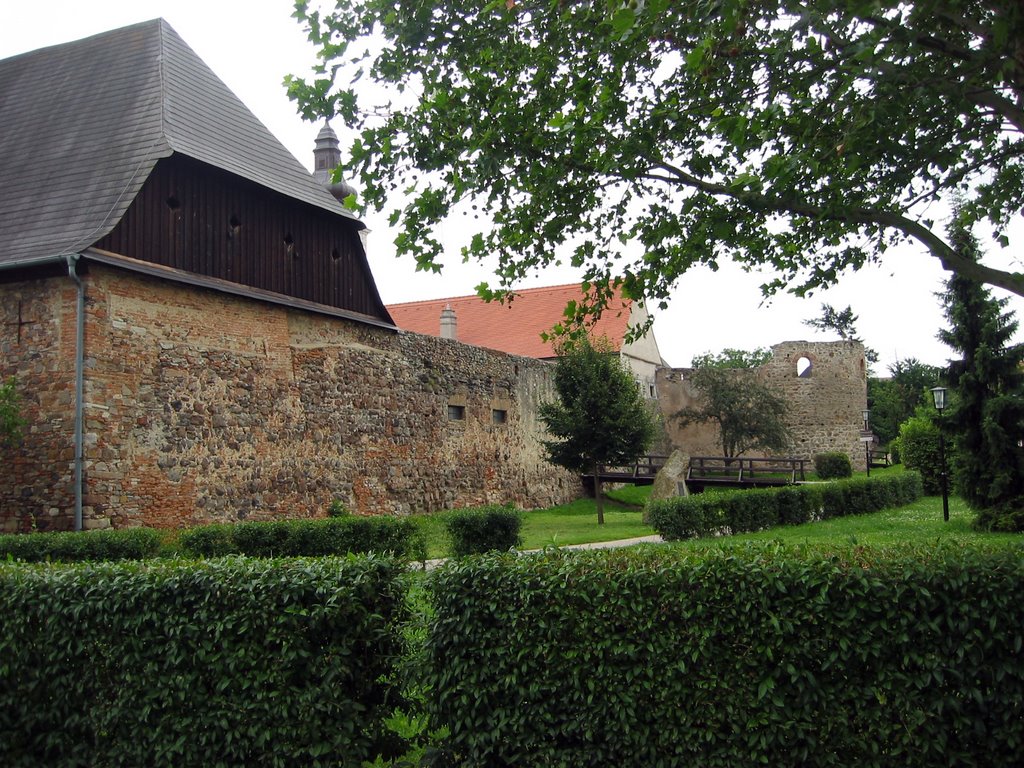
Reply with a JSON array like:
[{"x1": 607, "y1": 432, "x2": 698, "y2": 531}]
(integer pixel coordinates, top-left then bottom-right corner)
[
  {"x1": 656, "y1": 341, "x2": 867, "y2": 469},
  {"x1": 0, "y1": 267, "x2": 577, "y2": 531}
]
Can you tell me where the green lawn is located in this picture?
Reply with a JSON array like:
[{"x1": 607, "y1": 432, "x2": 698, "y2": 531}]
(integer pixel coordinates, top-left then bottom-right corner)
[
  {"x1": 670, "y1": 494, "x2": 1023, "y2": 551},
  {"x1": 410, "y1": 489, "x2": 654, "y2": 559},
  {"x1": 518, "y1": 495, "x2": 653, "y2": 550},
  {"x1": 412, "y1": 479, "x2": 1022, "y2": 559}
]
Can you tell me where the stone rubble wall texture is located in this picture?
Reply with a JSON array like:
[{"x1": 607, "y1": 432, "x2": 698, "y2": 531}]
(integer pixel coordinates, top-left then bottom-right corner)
[
  {"x1": 0, "y1": 266, "x2": 578, "y2": 532},
  {"x1": 655, "y1": 340, "x2": 868, "y2": 471}
]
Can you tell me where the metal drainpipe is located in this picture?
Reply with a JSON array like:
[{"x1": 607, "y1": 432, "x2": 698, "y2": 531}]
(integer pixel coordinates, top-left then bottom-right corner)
[{"x1": 66, "y1": 254, "x2": 84, "y2": 531}]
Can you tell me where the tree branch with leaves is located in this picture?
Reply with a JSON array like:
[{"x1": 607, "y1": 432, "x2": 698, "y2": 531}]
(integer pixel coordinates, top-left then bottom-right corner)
[{"x1": 289, "y1": 0, "x2": 1024, "y2": 326}]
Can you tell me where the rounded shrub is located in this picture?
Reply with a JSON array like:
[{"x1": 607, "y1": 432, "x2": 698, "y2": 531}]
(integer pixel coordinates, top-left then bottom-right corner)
[
  {"x1": 443, "y1": 505, "x2": 523, "y2": 557},
  {"x1": 895, "y1": 416, "x2": 943, "y2": 494},
  {"x1": 814, "y1": 452, "x2": 853, "y2": 479}
]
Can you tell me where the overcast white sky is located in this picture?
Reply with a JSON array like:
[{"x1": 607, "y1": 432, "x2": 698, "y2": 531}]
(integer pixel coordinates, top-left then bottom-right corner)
[{"x1": 4, "y1": 0, "x2": 1023, "y2": 372}]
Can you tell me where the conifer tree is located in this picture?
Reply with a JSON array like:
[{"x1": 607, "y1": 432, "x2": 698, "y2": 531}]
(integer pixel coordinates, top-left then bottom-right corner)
[
  {"x1": 939, "y1": 215, "x2": 1024, "y2": 530},
  {"x1": 539, "y1": 337, "x2": 654, "y2": 525}
]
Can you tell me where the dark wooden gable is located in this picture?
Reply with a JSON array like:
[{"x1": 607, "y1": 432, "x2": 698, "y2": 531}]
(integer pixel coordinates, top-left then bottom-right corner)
[{"x1": 95, "y1": 154, "x2": 390, "y2": 322}]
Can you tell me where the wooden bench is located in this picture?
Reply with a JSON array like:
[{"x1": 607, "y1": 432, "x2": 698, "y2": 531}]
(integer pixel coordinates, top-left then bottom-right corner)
[{"x1": 868, "y1": 449, "x2": 890, "y2": 469}]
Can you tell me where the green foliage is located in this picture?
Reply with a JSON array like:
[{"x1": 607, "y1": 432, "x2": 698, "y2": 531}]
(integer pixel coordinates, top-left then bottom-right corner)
[
  {"x1": 0, "y1": 556, "x2": 409, "y2": 766},
  {"x1": 0, "y1": 527, "x2": 163, "y2": 562},
  {"x1": 0, "y1": 376, "x2": 25, "y2": 447},
  {"x1": 895, "y1": 416, "x2": 944, "y2": 495},
  {"x1": 804, "y1": 303, "x2": 879, "y2": 366},
  {"x1": 443, "y1": 505, "x2": 523, "y2": 557},
  {"x1": 939, "y1": 212, "x2": 1024, "y2": 528},
  {"x1": 538, "y1": 337, "x2": 654, "y2": 524},
  {"x1": 675, "y1": 366, "x2": 791, "y2": 458},
  {"x1": 814, "y1": 452, "x2": 853, "y2": 480},
  {"x1": 868, "y1": 358, "x2": 944, "y2": 446},
  {"x1": 422, "y1": 544, "x2": 1024, "y2": 766},
  {"x1": 691, "y1": 347, "x2": 771, "y2": 369},
  {"x1": 648, "y1": 473, "x2": 922, "y2": 541},
  {"x1": 327, "y1": 498, "x2": 350, "y2": 517},
  {"x1": 290, "y1": 0, "x2": 1024, "y2": 331},
  {"x1": 178, "y1": 516, "x2": 423, "y2": 560}
]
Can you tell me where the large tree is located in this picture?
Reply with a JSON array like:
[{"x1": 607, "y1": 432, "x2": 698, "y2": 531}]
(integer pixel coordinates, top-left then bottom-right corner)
[
  {"x1": 289, "y1": 0, "x2": 1024, "y2": 322},
  {"x1": 939, "y1": 213, "x2": 1024, "y2": 530},
  {"x1": 675, "y1": 354, "x2": 792, "y2": 459},
  {"x1": 538, "y1": 338, "x2": 654, "y2": 524},
  {"x1": 868, "y1": 358, "x2": 944, "y2": 446}
]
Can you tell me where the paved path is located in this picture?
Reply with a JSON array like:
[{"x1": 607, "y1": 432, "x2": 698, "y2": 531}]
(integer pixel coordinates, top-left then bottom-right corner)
[{"x1": 528, "y1": 534, "x2": 663, "y2": 552}]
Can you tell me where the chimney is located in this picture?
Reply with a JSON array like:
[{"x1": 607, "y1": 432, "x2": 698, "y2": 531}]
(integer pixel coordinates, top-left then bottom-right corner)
[{"x1": 440, "y1": 304, "x2": 457, "y2": 340}]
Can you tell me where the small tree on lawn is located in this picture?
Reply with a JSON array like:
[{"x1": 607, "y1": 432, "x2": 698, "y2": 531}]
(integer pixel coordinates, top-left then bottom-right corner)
[
  {"x1": 939, "y1": 212, "x2": 1024, "y2": 530},
  {"x1": 538, "y1": 337, "x2": 654, "y2": 525},
  {"x1": 676, "y1": 360, "x2": 791, "y2": 460}
]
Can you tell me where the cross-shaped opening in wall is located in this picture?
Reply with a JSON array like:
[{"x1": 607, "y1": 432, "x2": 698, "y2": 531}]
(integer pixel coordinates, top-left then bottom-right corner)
[{"x1": 4, "y1": 301, "x2": 38, "y2": 345}]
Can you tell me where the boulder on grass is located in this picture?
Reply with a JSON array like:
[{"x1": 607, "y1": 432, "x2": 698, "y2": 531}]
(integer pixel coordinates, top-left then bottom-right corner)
[{"x1": 645, "y1": 449, "x2": 690, "y2": 522}]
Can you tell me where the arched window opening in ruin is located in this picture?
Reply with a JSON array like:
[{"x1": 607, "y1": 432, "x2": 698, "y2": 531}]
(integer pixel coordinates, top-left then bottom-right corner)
[{"x1": 797, "y1": 356, "x2": 813, "y2": 378}]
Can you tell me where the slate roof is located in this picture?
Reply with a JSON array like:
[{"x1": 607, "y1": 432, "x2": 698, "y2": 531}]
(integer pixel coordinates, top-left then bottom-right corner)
[
  {"x1": 386, "y1": 284, "x2": 635, "y2": 359},
  {"x1": 0, "y1": 18, "x2": 358, "y2": 268}
]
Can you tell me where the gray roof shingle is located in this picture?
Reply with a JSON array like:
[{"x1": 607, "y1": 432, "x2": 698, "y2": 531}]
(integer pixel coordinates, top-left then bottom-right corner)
[{"x1": 0, "y1": 18, "x2": 358, "y2": 268}]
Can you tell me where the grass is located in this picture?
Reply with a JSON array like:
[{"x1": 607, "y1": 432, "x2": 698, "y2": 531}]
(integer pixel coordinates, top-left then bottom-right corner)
[
  {"x1": 669, "y1": 494, "x2": 1023, "y2": 551},
  {"x1": 519, "y1": 496, "x2": 653, "y2": 550},
  {"x1": 409, "y1": 472, "x2": 1023, "y2": 559},
  {"x1": 409, "y1": 491, "x2": 654, "y2": 559}
]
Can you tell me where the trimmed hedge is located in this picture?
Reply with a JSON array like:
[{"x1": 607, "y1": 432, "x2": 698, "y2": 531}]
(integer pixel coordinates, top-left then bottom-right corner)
[
  {"x1": 0, "y1": 556, "x2": 408, "y2": 767},
  {"x1": 648, "y1": 471, "x2": 923, "y2": 541},
  {"x1": 0, "y1": 527, "x2": 163, "y2": 562},
  {"x1": 443, "y1": 505, "x2": 523, "y2": 557},
  {"x1": 814, "y1": 451, "x2": 853, "y2": 479},
  {"x1": 424, "y1": 544, "x2": 1024, "y2": 766},
  {"x1": 178, "y1": 515, "x2": 424, "y2": 560}
]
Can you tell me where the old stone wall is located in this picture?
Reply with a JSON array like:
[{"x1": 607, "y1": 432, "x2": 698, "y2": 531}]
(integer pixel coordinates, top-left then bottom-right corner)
[
  {"x1": 0, "y1": 277, "x2": 78, "y2": 529},
  {"x1": 0, "y1": 266, "x2": 578, "y2": 531},
  {"x1": 656, "y1": 340, "x2": 868, "y2": 470}
]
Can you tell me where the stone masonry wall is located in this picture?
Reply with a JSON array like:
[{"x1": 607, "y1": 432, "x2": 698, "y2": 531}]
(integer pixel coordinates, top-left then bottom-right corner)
[
  {"x1": 0, "y1": 277, "x2": 78, "y2": 530},
  {"x1": 656, "y1": 340, "x2": 868, "y2": 470},
  {"x1": 0, "y1": 266, "x2": 578, "y2": 531}
]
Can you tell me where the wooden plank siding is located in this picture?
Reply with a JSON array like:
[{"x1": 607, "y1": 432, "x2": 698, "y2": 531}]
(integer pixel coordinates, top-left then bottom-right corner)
[{"x1": 94, "y1": 154, "x2": 390, "y2": 322}]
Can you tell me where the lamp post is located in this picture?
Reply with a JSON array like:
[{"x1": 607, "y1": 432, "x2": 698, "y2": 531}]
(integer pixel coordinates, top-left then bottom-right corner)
[
  {"x1": 930, "y1": 386, "x2": 950, "y2": 522},
  {"x1": 862, "y1": 408, "x2": 871, "y2": 477}
]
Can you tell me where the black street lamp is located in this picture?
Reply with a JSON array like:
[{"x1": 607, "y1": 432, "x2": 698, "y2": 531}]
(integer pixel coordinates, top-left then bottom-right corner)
[
  {"x1": 930, "y1": 386, "x2": 950, "y2": 522},
  {"x1": 862, "y1": 408, "x2": 872, "y2": 477}
]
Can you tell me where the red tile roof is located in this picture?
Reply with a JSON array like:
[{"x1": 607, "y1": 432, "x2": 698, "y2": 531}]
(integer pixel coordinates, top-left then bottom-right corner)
[{"x1": 386, "y1": 283, "x2": 634, "y2": 359}]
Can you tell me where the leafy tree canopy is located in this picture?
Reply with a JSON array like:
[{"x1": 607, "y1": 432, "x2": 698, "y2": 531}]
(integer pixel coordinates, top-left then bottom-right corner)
[
  {"x1": 676, "y1": 366, "x2": 791, "y2": 458},
  {"x1": 290, "y1": 0, "x2": 1024, "y2": 324},
  {"x1": 537, "y1": 337, "x2": 654, "y2": 524},
  {"x1": 868, "y1": 357, "x2": 944, "y2": 445},
  {"x1": 691, "y1": 347, "x2": 771, "y2": 369},
  {"x1": 804, "y1": 303, "x2": 879, "y2": 365}
]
